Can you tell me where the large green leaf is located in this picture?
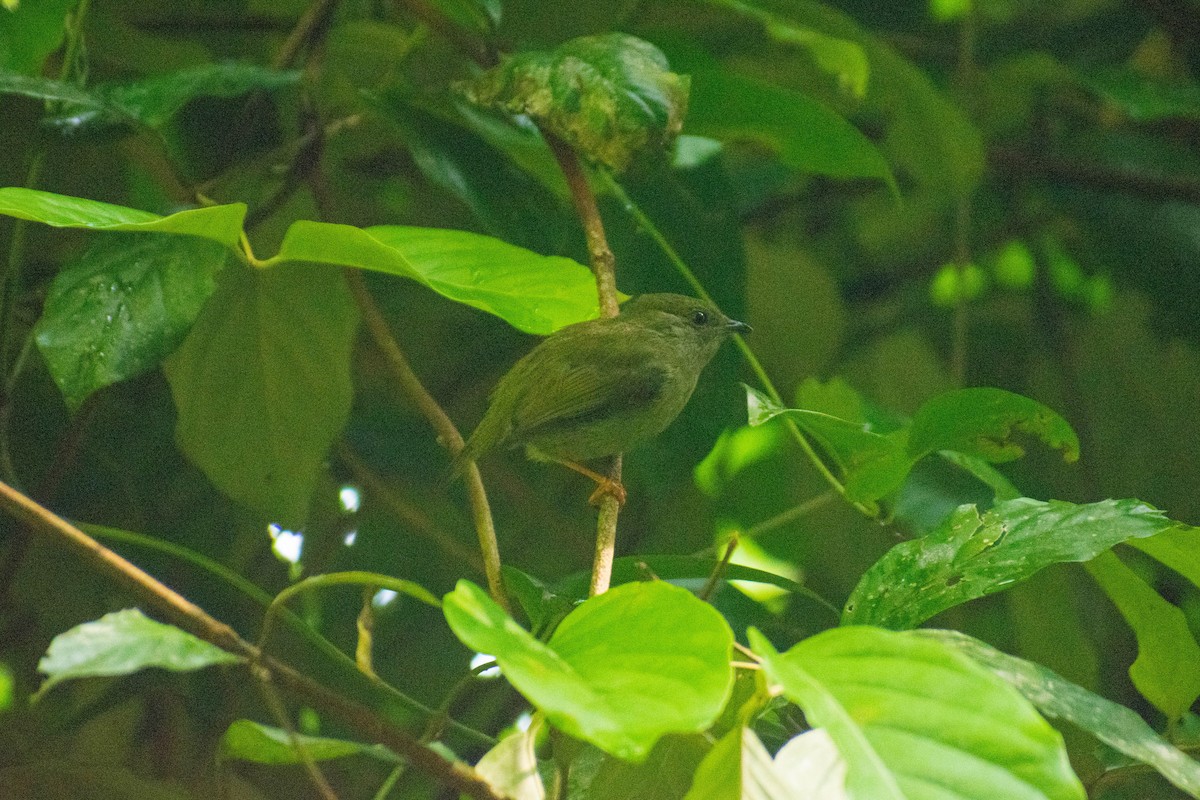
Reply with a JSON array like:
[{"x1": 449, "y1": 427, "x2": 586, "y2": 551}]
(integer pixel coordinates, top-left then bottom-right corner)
[
  {"x1": 751, "y1": 626, "x2": 1084, "y2": 800},
  {"x1": 366, "y1": 91, "x2": 570, "y2": 254},
  {"x1": 0, "y1": 188, "x2": 246, "y2": 248},
  {"x1": 462, "y1": 33, "x2": 689, "y2": 172},
  {"x1": 164, "y1": 263, "x2": 358, "y2": 527},
  {"x1": 589, "y1": 735, "x2": 710, "y2": 800},
  {"x1": 685, "y1": 62, "x2": 892, "y2": 188},
  {"x1": 443, "y1": 580, "x2": 733, "y2": 762},
  {"x1": 220, "y1": 719, "x2": 399, "y2": 765},
  {"x1": 0, "y1": 71, "x2": 106, "y2": 108},
  {"x1": 35, "y1": 232, "x2": 227, "y2": 408},
  {"x1": 1085, "y1": 551, "x2": 1200, "y2": 720},
  {"x1": 926, "y1": 630, "x2": 1200, "y2": 798},
  {"x1": 745, "y1": 386, "x2": 1078, "y2": 504},
  {"x1": 268, "y1": 221, "x2": 600, "y2": 334},
  {"x1": 1129, "y1": 524, "x2": 1200, "y2": 588},
  {"x1": 37, "y1": 609, "x2": 242, "y2": 696},
  {"x1": 1080, "y1": 66, "x2": 1200, "y2": 123},
  {"x1": 844, "y1": 498, "x2": 1185, "y2": 629}
]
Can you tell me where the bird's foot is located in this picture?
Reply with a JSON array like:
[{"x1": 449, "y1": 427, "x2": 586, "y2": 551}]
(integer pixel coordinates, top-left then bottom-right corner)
[{"x1": 587, "y1": 477, "x2": 627, "y2": 507}]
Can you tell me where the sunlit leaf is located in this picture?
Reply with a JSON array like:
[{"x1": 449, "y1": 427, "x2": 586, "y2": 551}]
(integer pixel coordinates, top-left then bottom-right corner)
[
  {"x1": 462, "y1": 33, "x2": 689, "y2": 172},
  {"x1": 37, "y1": 609, "x2": 242, "y2": 696},
  {"x1": 751, "y1": 626, "x2": 1084, "y2": 800},
  {"x1": 475, "y1": 720, "x2": 546, "y2": 800},
  {"x1": 164, "y1": 263, "x2": 358, "y2": 527},
  {"x1": 844, "y1": 498, "x2": 1183, "y2": 629},
  {"x1": 0, "y1": 187, "x2": 246, "y2": 247},
  {"x1": 773, "y1": 729, "x2": 849, "y2": 800},
  {"x1": 682, "y1": 726, "x2": 794, "y2": 800},
  {"x1": 443, "y1": 580, "x2": 733, "y2": 762},
  {"x1": 925, "y1": 630, "x2": 1200, "y2": 797},
  {"x1": 1128, "y1": 523, "x2": 1200, "y2": 589},
  {"x1": 268, "y1": 221, "x2": 600, "y2": 334},
  {"x1": 1085, "y1": 551, "x2": 1200, "y2": 720},
  {"x1": 35, "y1": 232, "x2": 228, "y2": 408}
]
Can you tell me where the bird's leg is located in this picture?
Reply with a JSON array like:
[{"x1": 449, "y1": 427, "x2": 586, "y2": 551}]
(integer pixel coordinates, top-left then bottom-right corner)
[{"x1": 555, "y1": 459, "x2": 627, "y2": 506}]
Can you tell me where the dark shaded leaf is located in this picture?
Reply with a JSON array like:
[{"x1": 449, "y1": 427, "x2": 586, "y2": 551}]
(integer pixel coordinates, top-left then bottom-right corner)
[
  {"x1": 925, "y1": 630, "x2": 1200, "y2": 798},
  {"x1": 164, "y1": 263, "x2": 358, "y2": 527},
  {"x1": 35, "y1": 232, "x2": 227, "y2": 407}
]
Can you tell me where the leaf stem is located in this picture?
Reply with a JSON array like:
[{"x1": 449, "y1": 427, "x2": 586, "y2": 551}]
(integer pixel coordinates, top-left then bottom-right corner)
[
  {"x1": 343, "y1": 270, "x2": 508, "y2": 611},
  {"x1": 544, "y1": 134, "x2": 623, "y2": 597},
  {"x1": 0, "y1": 479, "x2": 507, "y2": 800},
  {"x1": 601, "y1": 175, "x2": 875, "y2": 517}
]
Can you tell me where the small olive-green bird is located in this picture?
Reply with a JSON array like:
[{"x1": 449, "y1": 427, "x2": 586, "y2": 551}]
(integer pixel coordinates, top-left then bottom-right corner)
[{"x1": 456, "y1": 293, "x2": 749, "y2": 504}]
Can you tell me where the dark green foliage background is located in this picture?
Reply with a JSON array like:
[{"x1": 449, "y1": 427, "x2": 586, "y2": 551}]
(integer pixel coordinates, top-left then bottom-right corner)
[{"x1": 1, "y1": 0, "x2": 1199, "y2": 798}]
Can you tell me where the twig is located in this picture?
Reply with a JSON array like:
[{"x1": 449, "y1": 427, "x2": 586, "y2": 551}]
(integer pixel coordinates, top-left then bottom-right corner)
[
  {"x1": 990, "y1": 146, "x2": 1200, "y2": 205},
  {"x1": 949, "y1": 4, "x2": 978, "y2": 388},
  {"x1": 543, "y1": 135, "x2": 623, "y2": 597},
  {"x1": 599, "y1": 174, "x2": 878, "y2": 519},
  {"x1": 0, "y1": 479, "x2": 509, "y2": 800},
  {"x1": 699, "y1": 534, "x2": 739, "y2": 602},
  {"x1": 256, "y1": 670, "x2": 341, "y2": 800},
  {"x1": 344, "y1": 270, "x2": 507, "y2": 611},
  {"x1": 338, "y1": 442, "x2": 485, "y2": 574},
  {"x1": 273, "y1": 0, "x2": 339, "y2": 71},
  {"x1": 744, "y1": 492, "x2": 836, "y2": 540}
]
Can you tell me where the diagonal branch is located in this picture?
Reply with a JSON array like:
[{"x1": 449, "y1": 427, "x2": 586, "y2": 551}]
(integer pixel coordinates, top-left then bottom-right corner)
[{"x1": 0, "y1": 479, "x2": 509, "y2": 800}]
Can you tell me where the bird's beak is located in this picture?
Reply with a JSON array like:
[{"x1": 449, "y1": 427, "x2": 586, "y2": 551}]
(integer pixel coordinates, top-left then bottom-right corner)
[{"x1": 727, "y1": 319, "x2": 752, "y2": 334}]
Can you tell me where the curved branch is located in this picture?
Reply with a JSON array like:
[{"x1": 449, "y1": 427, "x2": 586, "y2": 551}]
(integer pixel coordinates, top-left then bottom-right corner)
[
  {"x1": 0, "y1": 479, "x2": 508, "y2": 800},
  {"x1": 344, "y1": 270, "x2": 507, "y2": 611}
]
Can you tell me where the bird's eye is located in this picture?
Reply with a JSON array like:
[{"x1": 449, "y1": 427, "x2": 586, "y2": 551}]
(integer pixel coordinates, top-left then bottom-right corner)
[{"x1": 691, "y1": 310, "x2": 708, "y2": 325}]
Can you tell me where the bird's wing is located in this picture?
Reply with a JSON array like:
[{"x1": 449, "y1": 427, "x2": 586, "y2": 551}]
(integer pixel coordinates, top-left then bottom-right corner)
[{"x1": 510, "y1": 334, "x2": 668, "y2": 437}]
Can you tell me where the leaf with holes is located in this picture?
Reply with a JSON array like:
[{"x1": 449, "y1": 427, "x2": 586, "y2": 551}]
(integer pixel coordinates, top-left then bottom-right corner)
[{"x1": 844, "y1": 498, "x2": 1186, "y2": 629}]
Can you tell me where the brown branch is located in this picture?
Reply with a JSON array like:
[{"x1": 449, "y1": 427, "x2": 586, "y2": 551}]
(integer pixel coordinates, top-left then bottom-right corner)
[
  {"x1": 543, "y1": 134, "x2": 623, "y2": 597},
  {"x1": 344, "y1": 270, "x2": 507, "y2": 611},
  {"x1": 272, "y1": 0, "x2": 339, "y2": 71},
  {"x1": 990, "y1": 146, "x2": 1200, "y2": 205},
  {"x1": 0, "y1": 479, "x2": 508, "y2": 800}
]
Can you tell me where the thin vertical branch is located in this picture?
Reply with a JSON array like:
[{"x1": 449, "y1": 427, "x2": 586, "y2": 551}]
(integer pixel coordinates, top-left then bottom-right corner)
[
  {"x1": 344, "y1": 271, "x2": 507, "y2": 611},
  {"x1": 950, "y1": 5, "x2": 978, "y2": 388},
  {"x1": 544, "y1": 135, "x2": 623, "y2": 596}
]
